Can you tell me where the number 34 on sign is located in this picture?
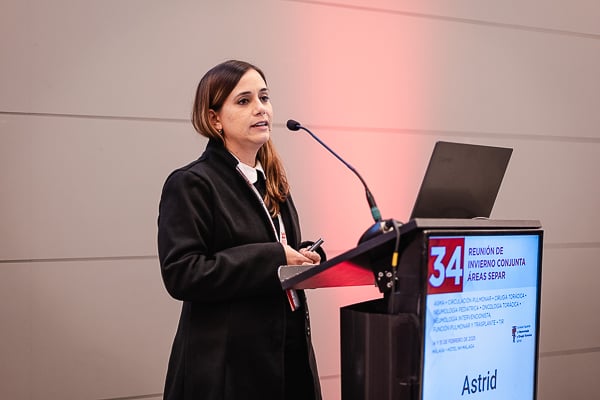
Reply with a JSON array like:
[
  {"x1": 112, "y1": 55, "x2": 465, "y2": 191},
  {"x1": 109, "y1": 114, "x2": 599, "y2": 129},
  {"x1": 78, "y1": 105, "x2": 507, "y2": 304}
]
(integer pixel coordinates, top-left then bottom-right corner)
[{"x1": 428, "y1": 238, "x2": 465, "y2": 294}]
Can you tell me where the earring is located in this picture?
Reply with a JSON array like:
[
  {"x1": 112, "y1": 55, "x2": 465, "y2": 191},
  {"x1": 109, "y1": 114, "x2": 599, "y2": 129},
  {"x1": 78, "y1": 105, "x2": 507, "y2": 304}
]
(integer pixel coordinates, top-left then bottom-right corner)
[{"x1": 218, "y1": 128, "x2": 223, "y2": 135}]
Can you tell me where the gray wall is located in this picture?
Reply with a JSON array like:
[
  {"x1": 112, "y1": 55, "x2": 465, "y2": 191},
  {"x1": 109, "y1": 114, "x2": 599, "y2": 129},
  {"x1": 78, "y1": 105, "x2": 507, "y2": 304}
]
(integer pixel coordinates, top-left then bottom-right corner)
[{"x1": 1, "y1": 1, "x2": 599, "y2": 399}]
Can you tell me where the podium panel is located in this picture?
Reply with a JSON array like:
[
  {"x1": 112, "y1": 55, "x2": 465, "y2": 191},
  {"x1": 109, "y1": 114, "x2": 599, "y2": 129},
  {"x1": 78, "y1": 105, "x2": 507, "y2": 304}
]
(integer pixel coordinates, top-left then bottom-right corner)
[
  {"x1": 279, "y1": 219, "x2": 543, "y2": 400},
  {"x1": 421, "y1": 231, "x2": 541, "y2": 400}
]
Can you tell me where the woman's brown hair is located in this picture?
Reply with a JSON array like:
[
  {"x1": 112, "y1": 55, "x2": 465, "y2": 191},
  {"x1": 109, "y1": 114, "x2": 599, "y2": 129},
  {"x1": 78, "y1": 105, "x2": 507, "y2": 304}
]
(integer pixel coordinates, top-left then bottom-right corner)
[{"x1": 191, "y1": 60, "x2": 289, "y2": 216}]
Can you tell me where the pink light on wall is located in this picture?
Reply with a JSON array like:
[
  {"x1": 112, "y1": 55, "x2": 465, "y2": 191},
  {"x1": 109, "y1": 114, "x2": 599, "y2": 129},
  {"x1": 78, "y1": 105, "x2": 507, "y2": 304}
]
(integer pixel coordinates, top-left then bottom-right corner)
[{"x1": 282, "y1": 2, "x2": 434, "y2": 254}]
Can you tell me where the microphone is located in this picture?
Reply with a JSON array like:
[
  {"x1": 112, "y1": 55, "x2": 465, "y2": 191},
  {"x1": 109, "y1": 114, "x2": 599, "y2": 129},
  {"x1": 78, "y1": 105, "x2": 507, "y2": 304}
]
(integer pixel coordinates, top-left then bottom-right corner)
[{"x1": 287, "y1": 119, "x2": 395, "y2": 242}]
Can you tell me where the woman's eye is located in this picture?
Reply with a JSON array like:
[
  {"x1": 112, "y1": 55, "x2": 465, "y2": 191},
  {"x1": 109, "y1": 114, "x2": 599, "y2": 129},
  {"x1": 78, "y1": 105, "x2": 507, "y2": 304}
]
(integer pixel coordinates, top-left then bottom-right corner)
[
  {"x1": 237, "y1": 98, "x2": 249, "y2": 105},
  {"x1": 261, "y1": 95, "x2": 270, "y2": 103}
]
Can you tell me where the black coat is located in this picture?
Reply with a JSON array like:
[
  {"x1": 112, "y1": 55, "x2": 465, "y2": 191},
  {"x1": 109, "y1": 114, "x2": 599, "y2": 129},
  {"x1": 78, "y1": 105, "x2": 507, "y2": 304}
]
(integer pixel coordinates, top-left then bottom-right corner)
[{"x1": 157, "y1": 140, "x2": 322, "y2": 400}]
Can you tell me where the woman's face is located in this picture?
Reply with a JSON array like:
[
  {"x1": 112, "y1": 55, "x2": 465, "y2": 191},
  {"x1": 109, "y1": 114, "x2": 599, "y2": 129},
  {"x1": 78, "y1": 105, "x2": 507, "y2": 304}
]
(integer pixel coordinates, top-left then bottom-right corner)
[{"x1": 211, "y1": 69, "x2": 273, "y2": 163}]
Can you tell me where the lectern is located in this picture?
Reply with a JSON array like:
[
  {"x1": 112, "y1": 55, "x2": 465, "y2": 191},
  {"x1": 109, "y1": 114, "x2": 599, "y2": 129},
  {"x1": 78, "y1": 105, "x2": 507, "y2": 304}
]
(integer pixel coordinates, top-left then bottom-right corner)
[{"x1": 279, "y1": 218, "x2": 543, "y2": 400}]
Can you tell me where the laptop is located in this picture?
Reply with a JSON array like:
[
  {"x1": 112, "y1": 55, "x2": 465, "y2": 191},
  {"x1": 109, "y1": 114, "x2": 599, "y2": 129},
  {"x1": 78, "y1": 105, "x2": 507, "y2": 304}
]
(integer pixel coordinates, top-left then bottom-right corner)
[{"x1": 409, "y1": 141, "x2": 513, "y2": 220}]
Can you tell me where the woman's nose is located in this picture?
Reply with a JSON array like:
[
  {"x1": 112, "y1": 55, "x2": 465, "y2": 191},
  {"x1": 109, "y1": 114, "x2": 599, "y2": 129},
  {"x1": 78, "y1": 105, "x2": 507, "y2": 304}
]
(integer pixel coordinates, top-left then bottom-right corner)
[
  {"x1": 255, "y1": 100, "x2": 267, "y2": 115},
  {"x1": 255, "y1": 105, "x2": 267, "y2": 115}
]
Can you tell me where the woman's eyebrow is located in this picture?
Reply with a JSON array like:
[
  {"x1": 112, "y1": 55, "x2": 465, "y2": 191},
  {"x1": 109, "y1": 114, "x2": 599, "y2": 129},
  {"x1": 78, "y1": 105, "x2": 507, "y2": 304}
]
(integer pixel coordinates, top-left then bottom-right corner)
[{"x1": 234, "y1": 88, "x2": 269, "y2": 97}]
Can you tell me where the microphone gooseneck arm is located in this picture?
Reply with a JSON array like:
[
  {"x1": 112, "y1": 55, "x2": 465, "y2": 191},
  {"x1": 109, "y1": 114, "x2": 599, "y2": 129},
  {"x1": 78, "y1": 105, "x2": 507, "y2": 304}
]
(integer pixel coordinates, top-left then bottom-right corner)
[{"x1": 286, "y1": 119, "x2": 382, "y2": 223}]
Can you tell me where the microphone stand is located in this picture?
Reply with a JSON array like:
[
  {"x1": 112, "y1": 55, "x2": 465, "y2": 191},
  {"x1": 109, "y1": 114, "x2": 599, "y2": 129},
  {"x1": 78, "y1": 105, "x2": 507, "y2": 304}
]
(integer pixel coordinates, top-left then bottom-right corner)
[{"x1": 286, "y1": 119, "x2": 398, "y2": 243}]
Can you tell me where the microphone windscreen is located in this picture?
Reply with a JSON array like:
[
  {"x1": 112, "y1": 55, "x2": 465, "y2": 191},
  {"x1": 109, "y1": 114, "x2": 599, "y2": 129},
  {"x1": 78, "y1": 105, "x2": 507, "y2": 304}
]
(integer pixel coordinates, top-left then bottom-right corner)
[{"x1": 286, "y1": 119, "x2": 301, "y2": 131}]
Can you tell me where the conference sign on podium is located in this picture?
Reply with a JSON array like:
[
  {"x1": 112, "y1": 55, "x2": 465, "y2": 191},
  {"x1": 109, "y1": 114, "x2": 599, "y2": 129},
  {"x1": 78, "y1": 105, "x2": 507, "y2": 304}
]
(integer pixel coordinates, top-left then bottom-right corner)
[{"x1": 421, "y1": 232, "x2": 541, "y2": 400}]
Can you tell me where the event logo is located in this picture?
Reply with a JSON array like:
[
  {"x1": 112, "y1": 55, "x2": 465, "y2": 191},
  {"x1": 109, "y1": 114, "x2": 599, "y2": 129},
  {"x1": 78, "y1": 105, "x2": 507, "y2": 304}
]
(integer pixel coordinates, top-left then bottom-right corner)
[
  {"x1": 511, "y1": 324, "x2": 533, "y2": 344},
  {"x1": 428, "y1": 238, "x2": 465, "y2": 294}
]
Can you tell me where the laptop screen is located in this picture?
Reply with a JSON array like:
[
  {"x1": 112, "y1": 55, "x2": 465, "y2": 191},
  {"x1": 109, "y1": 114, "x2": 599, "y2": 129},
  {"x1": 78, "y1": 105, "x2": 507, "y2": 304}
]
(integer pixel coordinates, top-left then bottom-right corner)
[{"x1": 410, "y1": 141, "x2": 512, "y2": 220}]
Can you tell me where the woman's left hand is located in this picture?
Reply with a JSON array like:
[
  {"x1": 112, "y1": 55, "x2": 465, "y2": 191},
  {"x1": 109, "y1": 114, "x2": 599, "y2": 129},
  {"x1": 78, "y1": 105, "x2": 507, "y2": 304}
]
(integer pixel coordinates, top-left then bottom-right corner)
[{"x1": 299, "y1": 247, "x2": 321, "y2": 265}]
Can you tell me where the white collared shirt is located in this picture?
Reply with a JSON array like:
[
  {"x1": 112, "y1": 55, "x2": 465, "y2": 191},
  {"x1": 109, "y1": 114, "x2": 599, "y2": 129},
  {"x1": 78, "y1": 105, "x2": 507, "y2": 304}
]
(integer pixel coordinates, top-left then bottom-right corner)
[{"x1": 236, "y1": 159, "x2": 265, "y2": 184}]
